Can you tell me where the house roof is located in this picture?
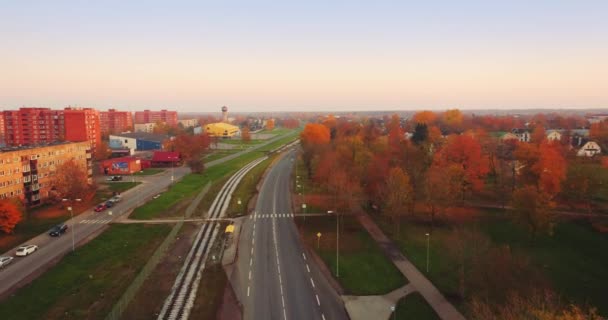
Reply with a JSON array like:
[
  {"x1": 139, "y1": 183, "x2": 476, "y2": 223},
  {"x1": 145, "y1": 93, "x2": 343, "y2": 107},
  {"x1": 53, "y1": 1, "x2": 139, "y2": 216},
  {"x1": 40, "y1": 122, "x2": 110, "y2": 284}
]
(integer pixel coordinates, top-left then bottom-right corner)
[
  {"x1": 205, "y1": 122, "x2": 240, "y2": 131},
  {"x1": 152, "y1": 151, "x2": 181, "y2": 162},
  {"x1": 111, "y1": 132, "x2": 169, "y2": 142}
]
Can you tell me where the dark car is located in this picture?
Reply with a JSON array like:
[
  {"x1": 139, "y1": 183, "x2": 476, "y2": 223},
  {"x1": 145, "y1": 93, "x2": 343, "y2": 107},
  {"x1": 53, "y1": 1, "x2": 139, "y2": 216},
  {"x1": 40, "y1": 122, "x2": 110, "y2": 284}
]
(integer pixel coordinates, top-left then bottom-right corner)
[
  {"x1": 49, "y1": 224, "x2": 68, "y2": 237},
  {"x1": 94, "y1": 204, "x2": 107, "y2": 212},
  {"x1": 105, "y1": 201, "x2": 114, "y2": 208}
]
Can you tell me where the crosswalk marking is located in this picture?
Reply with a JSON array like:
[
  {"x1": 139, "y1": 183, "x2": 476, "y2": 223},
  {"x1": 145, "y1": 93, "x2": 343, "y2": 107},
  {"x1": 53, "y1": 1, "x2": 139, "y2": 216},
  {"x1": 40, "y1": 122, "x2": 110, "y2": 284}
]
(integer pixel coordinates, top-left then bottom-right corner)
[
  {"x1": 79, "y1": 219, "x2": 112, "y2": 224},
  {"x1": 252, "y1": 213, "x2": 295, "y2": 220}
]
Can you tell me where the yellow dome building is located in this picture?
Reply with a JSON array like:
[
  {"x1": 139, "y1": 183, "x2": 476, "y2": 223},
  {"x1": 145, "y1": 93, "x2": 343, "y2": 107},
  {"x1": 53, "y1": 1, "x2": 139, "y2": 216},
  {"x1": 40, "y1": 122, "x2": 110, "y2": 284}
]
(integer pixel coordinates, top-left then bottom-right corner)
[{"x1": 204, "y1": 122, "x2": 240, "y2": 138}]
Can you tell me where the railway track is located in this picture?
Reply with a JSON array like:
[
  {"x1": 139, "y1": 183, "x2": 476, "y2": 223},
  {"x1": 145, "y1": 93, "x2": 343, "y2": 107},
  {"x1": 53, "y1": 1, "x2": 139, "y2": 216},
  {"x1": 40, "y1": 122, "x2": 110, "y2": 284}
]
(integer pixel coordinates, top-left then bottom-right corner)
[{"x1": 158, "y1": 156, "x2": 268, "y2": 320}]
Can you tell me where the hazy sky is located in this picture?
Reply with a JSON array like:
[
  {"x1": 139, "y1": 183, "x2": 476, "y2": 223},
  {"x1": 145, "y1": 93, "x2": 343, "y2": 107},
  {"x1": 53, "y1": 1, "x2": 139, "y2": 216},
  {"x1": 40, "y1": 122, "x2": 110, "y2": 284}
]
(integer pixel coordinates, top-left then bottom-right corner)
[{"x1": 1, "y1": 1, "x2": 607, "y2": 112}]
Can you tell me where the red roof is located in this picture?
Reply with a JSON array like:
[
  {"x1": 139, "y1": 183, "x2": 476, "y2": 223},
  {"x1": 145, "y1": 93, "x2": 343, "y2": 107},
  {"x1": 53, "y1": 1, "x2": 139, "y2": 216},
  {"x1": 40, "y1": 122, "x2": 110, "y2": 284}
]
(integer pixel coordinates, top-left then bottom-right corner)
[{"x1": 152, "y1": 151, "x2": 181, "y2": 162}]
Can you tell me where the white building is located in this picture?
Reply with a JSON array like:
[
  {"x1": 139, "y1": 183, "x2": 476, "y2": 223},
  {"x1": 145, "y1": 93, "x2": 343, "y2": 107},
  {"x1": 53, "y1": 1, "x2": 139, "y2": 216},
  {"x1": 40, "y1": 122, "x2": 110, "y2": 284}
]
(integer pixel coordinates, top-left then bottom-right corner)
[
  {"x1": 178, "y1": 119, "x2": 199, "y2": 128},
  {"x1": 546, "y1": 130, "x2": 562, "y2": 142},
  {"x1": 577, "y1": 141, "x2": 602, "y2": 157},
  {"x1": 134, "y1": 123, "x2": 156, "y2": 133}
]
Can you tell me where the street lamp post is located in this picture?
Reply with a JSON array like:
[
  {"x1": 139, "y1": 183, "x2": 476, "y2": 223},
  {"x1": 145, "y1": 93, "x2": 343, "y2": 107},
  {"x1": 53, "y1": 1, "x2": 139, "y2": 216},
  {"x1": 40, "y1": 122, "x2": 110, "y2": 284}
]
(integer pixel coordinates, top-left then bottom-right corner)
[
  {"x1": 62, "y1": 198, "x2": 82, "y2": 252},
  {"x1": 425, "y1": 233, "x2": 430, "y2": 273},
  {"x1": 328, "y1": 210, "x2": 339, "y2": 277}
]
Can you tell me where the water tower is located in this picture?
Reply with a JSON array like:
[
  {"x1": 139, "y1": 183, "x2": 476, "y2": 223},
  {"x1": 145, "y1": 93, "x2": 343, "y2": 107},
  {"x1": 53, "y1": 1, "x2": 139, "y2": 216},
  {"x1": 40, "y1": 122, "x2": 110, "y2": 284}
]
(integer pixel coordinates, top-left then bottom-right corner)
[{"x1": 221, "y1": 106, "x2": 228, "y2": 123}]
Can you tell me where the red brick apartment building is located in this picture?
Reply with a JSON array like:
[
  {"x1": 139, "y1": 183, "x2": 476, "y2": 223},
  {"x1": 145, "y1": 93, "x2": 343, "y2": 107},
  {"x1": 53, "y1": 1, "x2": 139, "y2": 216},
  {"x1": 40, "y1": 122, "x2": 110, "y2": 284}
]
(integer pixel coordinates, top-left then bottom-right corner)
[
  {"x1": 0, "y1": 141, "x2": 91, "y2": 206},
  {"x1": 1, "y1": 107, "x2": 101, "y2": 154},
  {"x1": 134, "y1": 109, "x2": 178, "y2": 126},
  {"x1": 64, "y1": 107, "x2": 101, "y2": 152},
  {"x1": 99, "y1": 109, "x2": 133, "y2": 135},
  {"x1": 1, "y1": 108, "x2": 65, "y2": 146}
]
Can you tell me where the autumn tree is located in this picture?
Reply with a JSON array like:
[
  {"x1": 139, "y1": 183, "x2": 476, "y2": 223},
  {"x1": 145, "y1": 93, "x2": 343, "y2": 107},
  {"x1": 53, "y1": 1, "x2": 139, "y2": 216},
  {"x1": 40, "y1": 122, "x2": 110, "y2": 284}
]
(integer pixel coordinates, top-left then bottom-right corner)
[
  {"x1": 382, "y1": 167, "x2": 413, "y2": 235},
  {"x1": 511, "y1": 185, "x2": 555, "y2": 238},
  {"x1": 265, "y1": 119, "x2": 275, "y2": 131},
  {"x1": 425, "y1": 164, "x2": 461, "y2": 226},
  {"x1": 0, "y1": 199, "x2": 23, "y2": 234},
  {"x1": 241, "y1": 126, "x2": 251, "y2": 143},
  {"x1": 94, "y1": 140, "x2": 111, "y2": 161},
  {"x1": 166, "y1": 134, "x2": 210, "y2": 173},
  {"x1": 433, "y1": 134, "x2": 489, "y2": 201},
  {"x1": 440, "y1": 109, "x2": 464, "y2": 133},
  {"x1": 530, "y1": 125, "x2": 547, "y2": 144},
  {"x1": 412, "y1": 110, "x2": 437, "y2": 124},
  {"x1": 52, "y1": 158, "x2": 93, "y2": 201},
  {"x1": 590, "y1": 120, "x2": 608, "y2": 149},
  {"x1": 535, "y1": 141, "x2": 567, "y2": 195},
  {"x1": 300, "y1": 123, "x2": 331, "y2": 176}
]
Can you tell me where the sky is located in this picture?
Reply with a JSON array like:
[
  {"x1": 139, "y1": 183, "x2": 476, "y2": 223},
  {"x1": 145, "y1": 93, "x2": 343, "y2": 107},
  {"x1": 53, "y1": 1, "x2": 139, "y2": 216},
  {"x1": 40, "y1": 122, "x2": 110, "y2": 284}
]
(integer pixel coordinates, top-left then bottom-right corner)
[{"x1": 1, "y1": 1, "x2": 607, "y2": 112}]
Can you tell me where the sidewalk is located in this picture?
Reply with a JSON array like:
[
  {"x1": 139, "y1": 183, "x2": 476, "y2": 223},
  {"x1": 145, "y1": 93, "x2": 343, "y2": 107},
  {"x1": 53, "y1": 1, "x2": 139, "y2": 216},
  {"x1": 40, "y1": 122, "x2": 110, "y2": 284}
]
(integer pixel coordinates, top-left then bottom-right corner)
[{"x1": 356, "y1": 212, "x2": 466, "y2": 320}]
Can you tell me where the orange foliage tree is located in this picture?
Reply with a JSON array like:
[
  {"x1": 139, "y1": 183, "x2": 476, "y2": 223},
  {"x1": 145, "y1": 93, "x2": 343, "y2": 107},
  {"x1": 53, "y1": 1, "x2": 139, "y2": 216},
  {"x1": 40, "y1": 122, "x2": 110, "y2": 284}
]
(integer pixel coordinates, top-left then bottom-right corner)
[
  {"x1": 265, "y1": 119, "x2": 275, "y2": 130},
  {"x1": 512, "y1": 185, "x2": 555, "y2": 238},
  {"x1": 433, "y1": 134, "x2": 489, "y2": 200},
  {"x1": 530, "y1": 126, "x2": 546, "y2": 144},
  {"x1": 441, "y1": 109, "x2": 464, "y2": 133},
  {"x1": 52, "y1": 158, "x2": 93, "y2": 202},
  {"x1": 412, "y1": 110, "x2": 437, "y2": 124},
  {"x1": 94, "y1": 140, "x2": 111, "y2": 161},
  {"x1": 241, "y1": 127, "x2": 251, "y2": 143},
  {"x1": 300, "y1": 123, "x2": 331, "y2": 176},
  {"x1": 166, "y1": 134, "x2": 210, "y2": 173},
  {"x1": 535, "y1": 141, "x2": 567, "y2": 195},
  {"x1": 0, "y1": 199, "x2": 23, "y2": 234},
  {"x1": 382, "y1": 167, "x2": 413, "y2": 234},
  {"x1": 590, "y1": 120, "x2": 608, "y2": 149}
]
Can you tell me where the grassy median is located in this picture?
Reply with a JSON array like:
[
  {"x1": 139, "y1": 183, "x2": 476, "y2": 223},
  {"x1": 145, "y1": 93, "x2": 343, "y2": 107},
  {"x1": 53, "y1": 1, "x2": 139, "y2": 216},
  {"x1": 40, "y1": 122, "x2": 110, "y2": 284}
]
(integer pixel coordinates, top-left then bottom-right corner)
[
  {"x1": 131, "y1": 131, "x2": 299, "y2": 220},
  {"x1": 0, "y1": 224, "x2": 170, "y2": 320},
  {"x1": 298, "y1": 215, "x2": 407, "y2": 295}
]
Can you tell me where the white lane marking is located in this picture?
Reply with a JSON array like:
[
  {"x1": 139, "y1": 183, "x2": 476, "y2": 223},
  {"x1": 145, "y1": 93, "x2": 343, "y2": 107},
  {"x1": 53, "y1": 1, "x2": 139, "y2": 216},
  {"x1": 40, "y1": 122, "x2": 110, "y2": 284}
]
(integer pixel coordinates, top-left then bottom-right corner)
[
  {"x1": 310, "y1": 278, "x2": 316, "y2": 288},
  {"x1": 250, "y1": 258, "x2": 253, "y2": 266},
  {"x1": 306, "y1": 264, "x2": 310, "y2": 273},
  {"x1": 251, "y1": 247, "x2": 254, "y2": 255},
  {"x1": 247, "y1": 286, "x2": 250, "y2": 297},
  {"x1": 316, "y1": 294, "x2": 320, "y2": 306},
  {"x1": 302, "y1": 253, "x2": 307, "y2": 260},
  {"x1": 249, "y1": 270, "x2": 252, "y2": 280},
  {"x1": 322, "y1": 314, "x2": 326, "y2": 320}
]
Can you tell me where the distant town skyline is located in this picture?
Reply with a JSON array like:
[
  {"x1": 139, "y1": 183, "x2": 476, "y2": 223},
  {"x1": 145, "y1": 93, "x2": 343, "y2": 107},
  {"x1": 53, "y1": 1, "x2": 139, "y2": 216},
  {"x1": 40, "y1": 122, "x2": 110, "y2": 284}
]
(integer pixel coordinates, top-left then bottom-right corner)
[{"x1": 1, "y1": 1, "x2": 607, "y2": 111}]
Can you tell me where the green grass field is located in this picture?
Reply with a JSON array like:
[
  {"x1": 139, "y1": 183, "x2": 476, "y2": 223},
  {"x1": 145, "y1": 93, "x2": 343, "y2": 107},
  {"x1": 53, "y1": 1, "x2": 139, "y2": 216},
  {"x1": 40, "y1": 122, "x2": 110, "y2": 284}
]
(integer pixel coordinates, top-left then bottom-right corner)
[
  {"x1": 131, "y1": 150, "x2": 268, "y2": 219},
  {"x1": 394, "y1": 292, "x2": 440, "y2": 320},
  {"x1": 0, "y1": 224, "x2": 170, "y2": 320},
  {"x1": 299, "y1": 215, "x2": 407, "y2": 295},
  {"x1": 380, "y1": 212, "x2": 608, "y2": 316}
]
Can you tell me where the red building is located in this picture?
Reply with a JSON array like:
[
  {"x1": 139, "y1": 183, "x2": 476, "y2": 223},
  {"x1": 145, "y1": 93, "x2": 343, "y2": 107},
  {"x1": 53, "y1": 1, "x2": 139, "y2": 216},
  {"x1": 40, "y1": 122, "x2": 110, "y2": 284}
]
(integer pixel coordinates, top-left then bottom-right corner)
[
  {"x1": 99, "y1": 109, "x2": 133, "y2": 135},
  {"x1": 151, "y1": 151, "x2": 181, "y2": 167},
  {"x1": 1, "y1": 108, "x2": 65, "y2": 146},
  {"x1": 100, "y1": 156, "x2": 142, "y2": 175},
  {"x1": 134, "y1": 109, "x2": 178, "y2": 126},
  {"x1": 64, "y1": 107, "x2": 101, "y2": 152}
]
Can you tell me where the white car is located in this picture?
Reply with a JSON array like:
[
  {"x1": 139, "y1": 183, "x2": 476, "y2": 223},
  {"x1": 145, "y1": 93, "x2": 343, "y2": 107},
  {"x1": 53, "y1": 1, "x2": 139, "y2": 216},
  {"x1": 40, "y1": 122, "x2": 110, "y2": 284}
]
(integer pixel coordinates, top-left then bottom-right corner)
[
  {"x1": 0, "y1": 256, "x2": 14, "y2": 268},
  {"x1": 110, "y1": 195, "x2": 122, "y2": 203},
  {"x1": 15, "y1": 245, "x2": 38, "y2": 257}
]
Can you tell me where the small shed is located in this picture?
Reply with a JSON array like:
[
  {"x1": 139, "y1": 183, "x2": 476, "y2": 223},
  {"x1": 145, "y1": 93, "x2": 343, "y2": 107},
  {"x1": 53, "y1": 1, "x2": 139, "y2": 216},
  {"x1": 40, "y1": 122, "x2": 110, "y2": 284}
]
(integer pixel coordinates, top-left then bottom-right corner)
[{"x1": 101, "y1": 156, "x2": 142, "y2": 175}]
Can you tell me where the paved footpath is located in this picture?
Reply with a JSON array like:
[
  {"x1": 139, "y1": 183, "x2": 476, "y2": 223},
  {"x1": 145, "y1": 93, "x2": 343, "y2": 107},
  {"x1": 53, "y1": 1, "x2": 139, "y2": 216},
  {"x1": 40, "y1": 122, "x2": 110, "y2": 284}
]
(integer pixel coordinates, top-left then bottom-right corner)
[{"x1": 356, "y1": 212, "x2": 466, "y2": 320}]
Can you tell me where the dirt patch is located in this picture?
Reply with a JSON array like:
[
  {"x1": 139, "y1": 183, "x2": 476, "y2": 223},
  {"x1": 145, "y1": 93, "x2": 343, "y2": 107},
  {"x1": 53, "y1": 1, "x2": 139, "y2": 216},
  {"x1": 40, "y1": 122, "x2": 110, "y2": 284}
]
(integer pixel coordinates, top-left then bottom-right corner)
[
  {"x1": 121, "y1": 222, "x2": 200, "y2": 319},
  {"x1": 217, "y1": 280, "x2": 242, "y2": 320}
]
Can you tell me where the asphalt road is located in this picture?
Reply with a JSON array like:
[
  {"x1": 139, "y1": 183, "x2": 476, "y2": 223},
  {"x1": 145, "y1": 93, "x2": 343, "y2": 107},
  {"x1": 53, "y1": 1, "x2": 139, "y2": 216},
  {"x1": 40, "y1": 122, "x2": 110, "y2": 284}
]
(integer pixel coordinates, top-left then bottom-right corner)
[
  {"x1": 0, "y1": 167, "x2": 190, "y2": 298},
  {"x1": 0, "y1": 131, "x2": 297, "y2": 299},
  {"x1": 236, "y1": 150, "x2": 348, "y2": 320}
]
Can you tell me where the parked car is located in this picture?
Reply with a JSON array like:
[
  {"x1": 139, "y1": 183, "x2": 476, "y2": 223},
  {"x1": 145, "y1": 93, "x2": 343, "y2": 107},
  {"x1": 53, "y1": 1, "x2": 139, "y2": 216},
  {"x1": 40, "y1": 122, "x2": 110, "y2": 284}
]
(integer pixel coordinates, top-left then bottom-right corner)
[
  {"x1": 110, "y1": 195, "x2": 122, "y2": 203},
  {"x1": 105, "y1": 175, "x2": 123, "y2": 182},
  {"x1": 49, "y1": 224, "x2": 68, "y2": 237},
  {"x1": 105, "y1": 201, "x2": 114, "y2": 208},
  {"x1": 0, "y1": 256, "x2": 14, "y2": 268},
  {"x1": 15, "y1": 245, "x2": 38, "y2": 257},
  {"x1": 94, "y1": 204, "x2": 107, "y2": 212}
]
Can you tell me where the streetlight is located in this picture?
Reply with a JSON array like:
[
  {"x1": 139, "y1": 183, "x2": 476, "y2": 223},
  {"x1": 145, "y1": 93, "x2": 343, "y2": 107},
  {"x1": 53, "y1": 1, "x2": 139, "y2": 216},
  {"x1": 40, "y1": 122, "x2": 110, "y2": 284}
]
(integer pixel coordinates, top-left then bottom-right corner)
[
  {"x1": 328, "y1": 210, "x2": 339, "y2": 278},
  {"x1": 62, "y1": 198, "x2": 82, "y2": 252},
  {"x1": 425, "y1": 233, "x2": 430, "y2": 273}
]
